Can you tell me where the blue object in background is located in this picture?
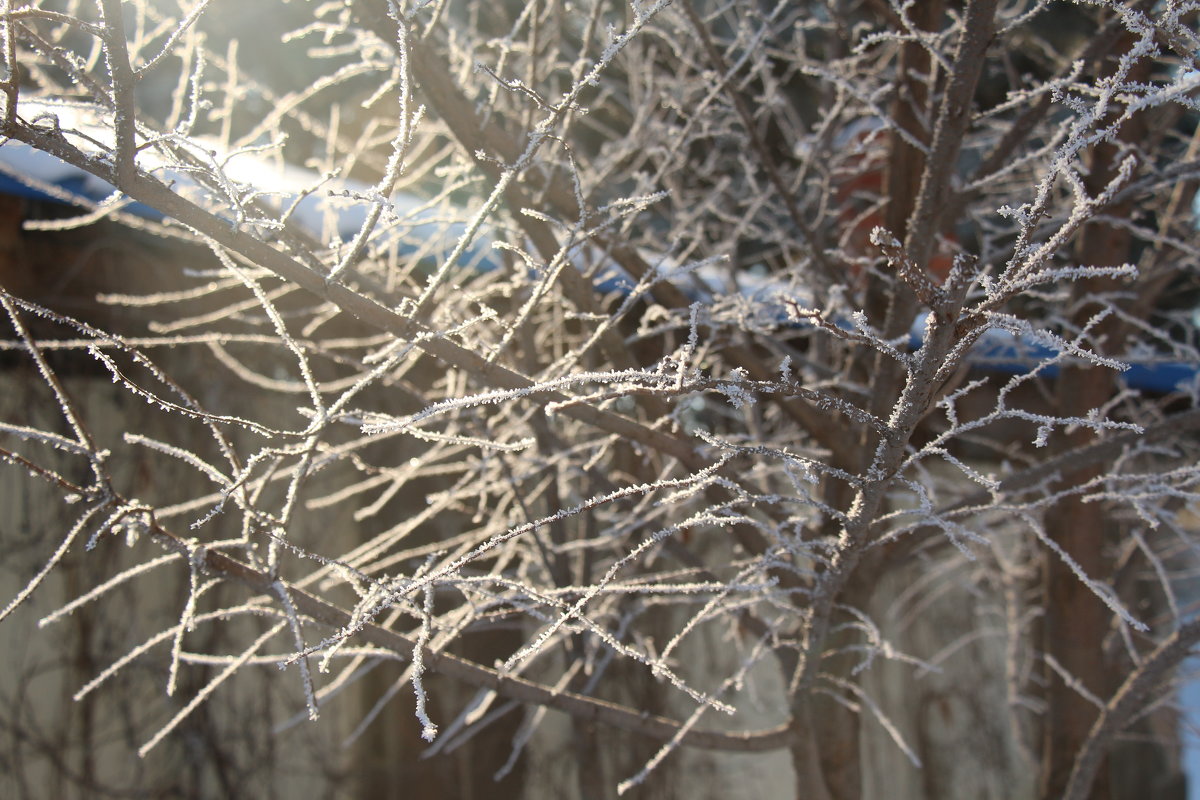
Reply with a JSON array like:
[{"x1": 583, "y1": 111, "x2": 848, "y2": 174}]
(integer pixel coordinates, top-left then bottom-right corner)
[{"x1": 2, "y1": 126, "x2": 1197, "y2": 395}]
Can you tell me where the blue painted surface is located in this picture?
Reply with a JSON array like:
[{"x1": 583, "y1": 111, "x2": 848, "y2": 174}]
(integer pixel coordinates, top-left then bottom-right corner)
[{"x1": 4, "y1": 136, "x2": 1195, "y2": 393}]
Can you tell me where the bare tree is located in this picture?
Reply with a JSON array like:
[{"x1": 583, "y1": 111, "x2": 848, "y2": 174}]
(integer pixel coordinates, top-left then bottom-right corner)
[{"x1": 1, "y1": 1, "x2": 1199, "y2": 798}]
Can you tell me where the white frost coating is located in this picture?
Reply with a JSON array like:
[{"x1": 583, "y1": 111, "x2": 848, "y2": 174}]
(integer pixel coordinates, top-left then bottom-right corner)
[{"x1": 1, "y1": 5, "x2": 1198, "y2": 798}]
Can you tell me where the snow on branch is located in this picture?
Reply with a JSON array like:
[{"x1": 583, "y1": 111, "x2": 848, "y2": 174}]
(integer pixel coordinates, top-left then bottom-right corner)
[{"x1": 0, "y1": 2, "x2": 1197, "y2": 797}]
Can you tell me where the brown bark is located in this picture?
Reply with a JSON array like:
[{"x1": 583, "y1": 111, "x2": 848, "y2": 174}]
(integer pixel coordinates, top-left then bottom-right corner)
[
  {"x1": 1039, "y1": 40, "x2": 1150, "y2": 800},
  {"x1": 1040, "y1": 363, "x2": 1120, "y2": 800}
]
